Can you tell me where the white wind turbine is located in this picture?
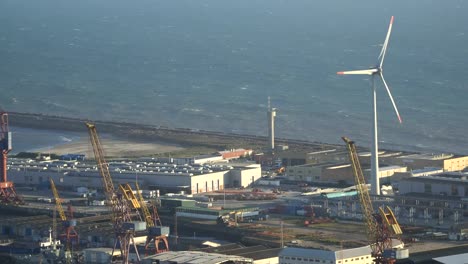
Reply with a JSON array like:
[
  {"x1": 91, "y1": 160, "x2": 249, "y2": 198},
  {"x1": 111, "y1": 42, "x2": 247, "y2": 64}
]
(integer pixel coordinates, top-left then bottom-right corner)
[{"x1": 337, "y1": 16, "x2": 402, "y2": 195}]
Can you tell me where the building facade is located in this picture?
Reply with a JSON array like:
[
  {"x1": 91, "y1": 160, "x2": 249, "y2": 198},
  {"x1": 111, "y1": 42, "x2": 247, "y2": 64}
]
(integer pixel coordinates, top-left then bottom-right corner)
[
  {"x1": 7, "y1": 158, "x2": 261, "y2": 194},
  {"x1": 279, "y1": 246, "x2": 373, "y2": 264}
]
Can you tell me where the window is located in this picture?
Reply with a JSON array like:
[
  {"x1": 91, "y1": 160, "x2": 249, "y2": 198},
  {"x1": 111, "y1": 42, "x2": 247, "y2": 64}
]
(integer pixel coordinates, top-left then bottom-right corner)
[
  {"x1": 297, "y1": 258, "x2": 302, "y2": 261},
  {"x1": 424, "y1": 183, "x2": 432, "y2": 193},
  {"x1": 291, "y1": 257, "x2": 296, "y2": 260}
]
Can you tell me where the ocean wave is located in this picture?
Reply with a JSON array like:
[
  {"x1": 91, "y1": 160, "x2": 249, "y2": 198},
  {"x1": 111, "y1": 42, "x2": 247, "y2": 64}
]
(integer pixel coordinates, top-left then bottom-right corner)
[{"x1": 59, "y1": 136, "x2": 72, "y2": 142}]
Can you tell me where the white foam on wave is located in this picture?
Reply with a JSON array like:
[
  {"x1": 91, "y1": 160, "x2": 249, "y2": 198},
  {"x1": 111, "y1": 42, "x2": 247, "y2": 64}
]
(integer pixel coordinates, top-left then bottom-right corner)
[
  {"x1": 182, "y1": 108, "x2": 202, "y2": 113},
  {"x1": 59, "y1": 136, "x2": 72, "y2": 142}
]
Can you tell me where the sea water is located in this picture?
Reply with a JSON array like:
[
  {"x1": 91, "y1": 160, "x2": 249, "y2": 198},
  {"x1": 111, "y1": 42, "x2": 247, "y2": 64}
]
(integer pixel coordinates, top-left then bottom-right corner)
[{"x1": 0, "y1": 0, "x2": 467, "y2": 154}]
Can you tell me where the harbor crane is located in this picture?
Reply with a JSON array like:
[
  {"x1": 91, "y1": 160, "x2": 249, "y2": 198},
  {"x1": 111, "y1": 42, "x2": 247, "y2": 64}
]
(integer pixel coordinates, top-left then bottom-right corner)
[
  {"x1": 86, "y1": 123, "x2": 143, "y2": 263},
  {"x1": 342, "y1": 137, "x2": 404, "y2": 264},
  {"x1": 49, "y1": 178, "x2": 79, "y2": 262},
  {"x1": 0, "y1": 111, "x2": 22, "y2": 204},
  {"x1": 134, "y1": 181, "x2": 170, "y2": 255}
]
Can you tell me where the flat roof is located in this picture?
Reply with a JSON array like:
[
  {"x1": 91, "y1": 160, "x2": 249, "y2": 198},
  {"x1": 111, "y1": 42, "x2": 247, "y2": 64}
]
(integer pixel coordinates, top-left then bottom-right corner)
[
  {"x1": 379, "y1": 165, "x2": 406, "y2": 171},
  {"x1": 397, "y1": 153, "x2": 454, "y2": 160},
  {"x1": 433, "y1": 253, "x2": 468, "y2": 264},
  {"x1": 280, "y1": 245, "x2": 371, "y2": 260},
  {"x1": 402, "y1": 173, "x2": 468, "y2": 185},
  {"x1": 142, "y1": 250, "x2": 252, "y2": 264}
]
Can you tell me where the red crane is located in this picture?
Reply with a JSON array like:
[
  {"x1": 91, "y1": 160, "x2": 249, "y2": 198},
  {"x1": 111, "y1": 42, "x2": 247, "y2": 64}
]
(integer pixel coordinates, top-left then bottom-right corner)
[{"x1": 0, "y1": 112, "x2": 22, "y2": 204}]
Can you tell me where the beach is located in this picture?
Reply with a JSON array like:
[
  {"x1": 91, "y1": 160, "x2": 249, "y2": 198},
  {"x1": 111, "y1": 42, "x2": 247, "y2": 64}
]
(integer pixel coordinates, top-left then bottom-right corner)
[{"x1": 33, "y1": 137, "x2": 185, "y2": 158}]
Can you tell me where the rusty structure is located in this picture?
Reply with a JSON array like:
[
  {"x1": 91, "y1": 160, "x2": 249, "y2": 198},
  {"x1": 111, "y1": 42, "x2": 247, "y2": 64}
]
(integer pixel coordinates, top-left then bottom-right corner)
[{"x1": 0, "y1": 112, "x2": 22, "y2": 204}]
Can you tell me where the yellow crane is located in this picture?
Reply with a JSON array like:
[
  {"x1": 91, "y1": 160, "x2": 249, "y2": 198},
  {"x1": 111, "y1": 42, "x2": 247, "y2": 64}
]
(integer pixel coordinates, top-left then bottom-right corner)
[
  {"x1": 49, "y1": 178, "x2": 78, "y2": 263},
  {"x1": 86, "y1": 123, "x2": 142, "y2": 263},
  {"x1": 342, "y1": 137, "x2": 404, "y2": 264}
]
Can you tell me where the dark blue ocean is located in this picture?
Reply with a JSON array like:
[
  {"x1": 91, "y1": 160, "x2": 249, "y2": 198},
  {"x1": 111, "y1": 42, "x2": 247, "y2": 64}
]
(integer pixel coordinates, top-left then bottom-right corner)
[{"x1": 1, "y1": 0, "x2": 467, "y2": 154}]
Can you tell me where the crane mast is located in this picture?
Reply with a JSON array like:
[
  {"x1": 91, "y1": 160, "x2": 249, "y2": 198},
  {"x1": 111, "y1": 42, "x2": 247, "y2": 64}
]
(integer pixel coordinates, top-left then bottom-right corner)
[
  {"x1": 0, "y1": 112, "x2": 22, "y2": 204},
  {"x1": 342, "y1": 137, "x2": 403, "y2": 264},
  {"x1": 50, "y1": 178, "x2": 67, "y2": 221},
  {"x1": 49, "y1": 178, "x2": 78, "y2": 262},
  {"x1": 342, "y1": 137, "x2": 378, "y2": 244},
  {"x1": 86, "y1": 123, "x2": 141, "y2": 263}
]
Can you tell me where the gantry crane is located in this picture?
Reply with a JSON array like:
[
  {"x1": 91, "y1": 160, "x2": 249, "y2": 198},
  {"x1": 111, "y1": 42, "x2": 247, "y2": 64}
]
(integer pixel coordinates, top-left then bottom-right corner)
[
  {"x1": 134, "y1": 181, "x2": 169, "y2": 255},
  {"x1": 49, "y1": 178, "x2": 78, "y2": 263},
  {"x1": 0, "y1": 112, "x2": 22, "y2": 204},
  {"x1": 86, "y1": 123, "x2": 142, "y2": 263},
  {"x1": 342, "y1": 137, "x2": 403, "y2": 264}
]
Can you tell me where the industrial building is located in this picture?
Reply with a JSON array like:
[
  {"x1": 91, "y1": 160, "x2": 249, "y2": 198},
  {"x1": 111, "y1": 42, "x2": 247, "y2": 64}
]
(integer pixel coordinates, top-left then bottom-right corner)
[
  {"x1": 7, "y1": 158, "x2": 262, "y2": 194},
  {"x1": 198, "y1": 244, "x2": 280, "y2": 264},
  {"x1": 140, "y1": 250, "x2": 253, "y2": 264},
  {"x1": 398, "y1": 172, "x2": 468, "y2": 198},
  {"x1": 285, "y1": 163, "x2": 406, "y2": 185},
  {"x1": 380, "y1": 153, "x2": 468, "y2": 172},
  {"x1": 276, "y1": 148, "x2": 348, "y2": 167},
  {"x1": 279, "y1": 246, "x2": 373, "y2": 264}
]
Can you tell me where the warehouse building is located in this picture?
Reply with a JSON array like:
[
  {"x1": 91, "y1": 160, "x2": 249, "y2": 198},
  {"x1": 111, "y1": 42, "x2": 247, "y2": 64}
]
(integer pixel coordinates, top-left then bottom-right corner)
[
  {"x1": 279, "y1": 240, "x2": 406, "y2": 264},
  {"x1": 279, "y1": 246, "x2": 373, "y2": 264},
  {"x1": 285, "y1": 163, "x2": 406, "y2": 185},
  {"x1": 398, "y1": 172, "x2": 468, "y2": 198},
  {"x1": 7, "y1": 158, "x2": 261, "y2": 194},
  {"x1": 141, "y1": 251, "x2": 253, "y2": 264},
  {"x1": 380, "y1": 153, "x2": 468, "y2": 172},
  {"x1": 276, "y1": 148, "x2": 348, "y2": 167}
]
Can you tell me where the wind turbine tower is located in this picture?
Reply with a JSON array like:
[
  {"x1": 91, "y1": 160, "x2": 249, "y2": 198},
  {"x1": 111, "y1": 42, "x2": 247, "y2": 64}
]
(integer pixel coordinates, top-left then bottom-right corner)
[
  {"x1": 267, "y1": 97, "x2": 276, "y2": 152},
  {"x1": 337, "y1": 16, "x2": 402, "y2": 195}
]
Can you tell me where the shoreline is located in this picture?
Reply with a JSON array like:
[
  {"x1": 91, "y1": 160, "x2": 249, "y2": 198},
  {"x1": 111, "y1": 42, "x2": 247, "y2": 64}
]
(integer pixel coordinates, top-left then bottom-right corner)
[{"x1": 7, "y1": 111, "x2": 339, "y2": 153}]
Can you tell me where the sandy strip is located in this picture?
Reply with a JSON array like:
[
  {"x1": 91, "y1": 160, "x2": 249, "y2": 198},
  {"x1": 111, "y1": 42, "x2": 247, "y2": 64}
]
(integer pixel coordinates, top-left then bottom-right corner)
[{"x1": 34, "y1": 137, "x2": 185, "y2": 158}]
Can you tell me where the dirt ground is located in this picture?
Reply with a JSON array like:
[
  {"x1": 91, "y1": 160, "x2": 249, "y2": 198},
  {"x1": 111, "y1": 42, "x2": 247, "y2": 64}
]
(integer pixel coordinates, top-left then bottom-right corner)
[{"x1": 34, "y1": 137, "x2": 185, "y2": 157}]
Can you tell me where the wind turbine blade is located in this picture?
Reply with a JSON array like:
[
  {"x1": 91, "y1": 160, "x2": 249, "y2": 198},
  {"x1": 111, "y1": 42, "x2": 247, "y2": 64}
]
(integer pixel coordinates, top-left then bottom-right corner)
[
  {"x1": 379, "y1": 73, "x2": 402, "y2": 123},
  {"x1": 337, "y1": 69, "x2": 378, "y2": 75},
  {"x1": 378, "y1": 16, "x2": 394, "y2": 68}
]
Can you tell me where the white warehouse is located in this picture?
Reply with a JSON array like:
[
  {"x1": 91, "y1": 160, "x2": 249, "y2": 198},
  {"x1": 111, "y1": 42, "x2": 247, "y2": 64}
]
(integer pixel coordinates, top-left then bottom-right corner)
[
  {"x1": 279, "y1": 246, "x2": 373, "y2": 264},
  {"x1": 7, "y1": 158, "x2": 261, "y2": 194}
]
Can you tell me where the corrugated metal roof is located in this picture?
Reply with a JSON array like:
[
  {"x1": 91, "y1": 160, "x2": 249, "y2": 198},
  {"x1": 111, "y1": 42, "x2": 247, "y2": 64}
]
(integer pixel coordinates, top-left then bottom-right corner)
[
  {"x1": 280, "y1": 245, "x2": 371, "y2": 260},
  {"x1": 142, "y1": 251, "x2": 253, "y2": 264}
]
